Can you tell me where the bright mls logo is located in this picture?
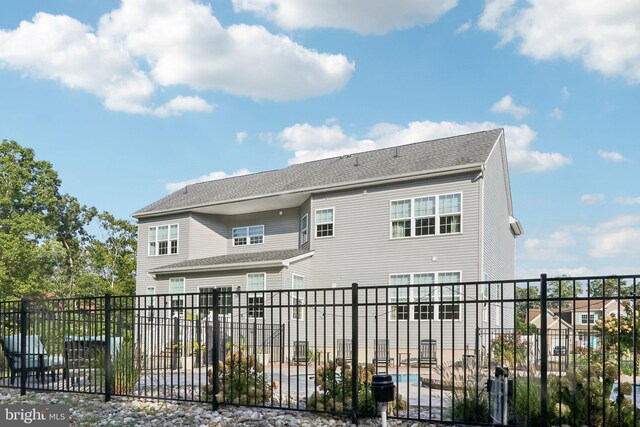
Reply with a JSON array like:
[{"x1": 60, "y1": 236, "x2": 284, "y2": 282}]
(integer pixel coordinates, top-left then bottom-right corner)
[{"x1": 1, "y1": 405, "x2": 69, "y2": 426}]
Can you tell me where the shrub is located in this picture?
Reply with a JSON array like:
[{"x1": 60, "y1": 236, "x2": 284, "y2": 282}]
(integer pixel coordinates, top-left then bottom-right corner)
[
  {"x1": 110, "y1": 341, "x2": 141, "y2": 394},
  {"x1": 204, "y1": 350, "x2": 272, "y2": 405},
  {"x1": 306, "y1": 358, "x2": 407, "y2": 415}
]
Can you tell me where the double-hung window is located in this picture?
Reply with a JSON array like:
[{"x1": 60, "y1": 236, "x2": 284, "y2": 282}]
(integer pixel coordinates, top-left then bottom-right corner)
[
  {"x1": 315, "y1": 208, "x2": 334, "y2": 238},
  {"x1": 233, "y1": 225, "x2": 264, "y2": 246},
  {"x1": 169, "y1": 278, "x2": 185, "y2": 315},
  {"x1": 439, "y1": 194, "x2": 461, "y2": 234},
  {"x1": 581, "y1": 313, "x2": 596, "y2": 324},
  {"x1": 300, "y1": 214, "x2": 309, "y2": 245},
  {"x1": 439, "y1": 272, "x2": 461, "y2": 320},
  {"x1": 292, "y1": 274, "x2": 305, "y2": 321},
  {"x1": 389, "y1": 272, "x2": 460, "y2": 321},
  {"x1": 199, "y1": 286, "x2": 232, "y2": 321},
  {"x1": 390, "y1": 193, "x2": 461, "y2": 238},
  {"x1": 413, "y1": 273, "x2": 436, "y2": 320},
  {"x1": 149, "y1": 224, "x2": 178, "y2": 256},
  {"x1": 389, "y1": 275, "x2": 411, "y2": 321},
  {"x1": 247, "y1": 273, "x2": 266, "y2": 319}
]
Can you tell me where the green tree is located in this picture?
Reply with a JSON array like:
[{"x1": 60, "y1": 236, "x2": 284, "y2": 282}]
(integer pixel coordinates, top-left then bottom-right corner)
[
  {"x1": 78, "y1": 212, "x2": 137, "y2": 296},
  {"x1": 588, "y1": 278, "x2": 632, "y2": 297},
  {"x1": 0, "y1": 139, "x2": 136, "y2": 298},
  {"x1": 0, "y1": 140, "x2": 61, "y2": 297}
]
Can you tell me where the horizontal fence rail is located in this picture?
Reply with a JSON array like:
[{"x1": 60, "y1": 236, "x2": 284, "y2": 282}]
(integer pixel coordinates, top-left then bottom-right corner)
[{"x1": 0, "y1": 274, "x2": 639, "y2": 426}]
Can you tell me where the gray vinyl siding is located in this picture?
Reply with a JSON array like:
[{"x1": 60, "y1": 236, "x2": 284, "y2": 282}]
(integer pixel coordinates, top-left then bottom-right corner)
[
  {"x1": 189, "y1": 213, "x2": 227, "y2": 259},
  {"x1": 136, "y1": 214, "x2": 190, "y2": 296},
  {"x1": 482, "y1": 134, "x2": 516, "y2": 329},
  {"x1": 309, "y1": 174, "x2": 482, "y2": 351},
  {"x1": 227, "y1": 208, "x2": 299, "y2": 254}
]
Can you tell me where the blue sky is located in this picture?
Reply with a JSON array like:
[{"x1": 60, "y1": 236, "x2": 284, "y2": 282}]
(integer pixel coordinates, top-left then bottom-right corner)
[{"x1": 1, "y1": 0, "x2": 639, "y2": 278}]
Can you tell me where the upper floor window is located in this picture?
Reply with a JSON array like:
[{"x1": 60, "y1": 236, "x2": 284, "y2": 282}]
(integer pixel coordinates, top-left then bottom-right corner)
[
  {"x1": 315, "y1": 208, "x2": 334, "y2": 238},
  {"x1": 581, "y1": 313, "x2": 596, "y2": 324},
  {"x1": 390, "y1": 193, "x2": 461, "y2": 239},
  {"x1": 300, "y1": 214, "x2": 309, "y2": 245},
  {"x1": 233, "y1": 225, "x2": 264, "y2": 246},
  {"x1": 148, "y1": 224, "x2": 178, "y2": 256}
]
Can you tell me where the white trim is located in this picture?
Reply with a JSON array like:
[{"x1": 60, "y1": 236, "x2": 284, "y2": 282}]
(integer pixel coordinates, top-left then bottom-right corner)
[
  {"x1": 232, "y1": 224, "x2": 265, "y2": 246},
  {"x1": 389, "y1": 192, "x2": 462, "y2": 239},
  {"x1": 315, "y1": 207, "x2": 335, "y2": 239},
  {"x1": 148, "y1": 223, "x2": 179, "y2": 256},
  {"x1": 133, "y1": 163, "x2": 485, "y2": 219}
]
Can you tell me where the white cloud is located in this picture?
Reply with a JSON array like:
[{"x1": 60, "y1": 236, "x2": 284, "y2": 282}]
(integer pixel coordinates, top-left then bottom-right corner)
[
  {"x1": 479, "y1": 0, "x2": 640, "y2": 83},
  {"x1": 581, "y1": 193, "x2": 606, "y2": 205},
  {"x1": 549, "y1": 107, "x2": 564, "y2": 119},
  {"x1": 152, "y1": 96, "x2": 214, "y2": 117},
  {"x1": 278, "y1": 119, "x2": 571, "y2": 173},
  {"x1": 455, "y1": 20, "x2": 472, "y2": 34},
  {"x1": 616, "y1": 196, "x2": 640, "y2": 205},
  {"x1": 165, "y1": 168, "x2": 252, "y2": 192},
  {"x1": 491, "y1": 95, "x2": 530, "y2": 120},
  {"x1": 0, "y1": 0, "x2": 354, "y2": 114},
  {"x1": 520, "y1": 230, "x2": 577, "y2": 261},
  {"x1": 561, "y1": 86, "x2": 570, "y2": 101},
  {"x1": 598, "y1": 150, "x2": 627, "y2": 162},
  {"x1": 232, "y1": 0, "x2": 458, "y2": 35},
  {"x1": 588, "y1": 215, "x2": 640, "y2": 259},
  {"x1": 236, "y1": 131, "x2": 248, "y2": 144}
]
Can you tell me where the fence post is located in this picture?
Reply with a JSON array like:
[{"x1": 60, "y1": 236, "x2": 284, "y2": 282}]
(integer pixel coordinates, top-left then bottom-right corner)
[
  {"x1": 211, "y1": 288, "x2": 220, "y2": 410},
  {"x1": 351, "y1": 283, "x2": 359, "y2": 425},
  {"x1": 20, "y1": 298, "x2": 27, "y2": 396},
  {"x1": 540, "y1": 274, "x2": 548, "y2": 425},
  {"x1": 105, "y1": 294, "x2": 111, "y2": 402}
]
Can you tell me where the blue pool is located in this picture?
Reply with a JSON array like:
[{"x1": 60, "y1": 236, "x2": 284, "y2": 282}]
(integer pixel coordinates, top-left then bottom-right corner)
[{"x1": 390, "y1": 374, "x2": 419, "y2": 384}]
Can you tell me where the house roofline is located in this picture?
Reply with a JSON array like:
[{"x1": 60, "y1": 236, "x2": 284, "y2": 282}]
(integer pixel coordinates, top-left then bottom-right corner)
[
  {"x1": 132, "y1": 163, "x2": 484, "y2": 219},
  {"x1": 149, "y1": 251, "x2": 314, "y2": 275}
]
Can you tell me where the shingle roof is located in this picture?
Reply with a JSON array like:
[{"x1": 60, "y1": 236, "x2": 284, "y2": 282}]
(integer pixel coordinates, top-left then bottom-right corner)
[
  {"x1": 134, "y1": 128, "x2": 503, "y2": 217},
  {"x1": 150, "y1": 249, "x2": 311, "y2": 273}
]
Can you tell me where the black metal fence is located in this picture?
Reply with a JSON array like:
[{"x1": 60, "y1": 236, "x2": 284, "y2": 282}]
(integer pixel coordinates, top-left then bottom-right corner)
[{"x1": 1, "y1": 274, "x2": 639, "y2": 426}]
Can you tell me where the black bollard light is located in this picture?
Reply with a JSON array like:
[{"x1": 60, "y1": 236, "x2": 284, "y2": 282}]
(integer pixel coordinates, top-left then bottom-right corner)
[{"x1": 371, "y1": 374, "x2": 395, "y2": 427}]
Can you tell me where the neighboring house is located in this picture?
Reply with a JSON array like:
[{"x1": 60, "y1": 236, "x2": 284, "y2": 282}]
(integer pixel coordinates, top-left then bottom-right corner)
[
  {"x1": 527, "y1": 309, "x2": 574, "y2": 356},
  {"x1": 133, "y1": 128, "x2": 522, "y2": 363}
]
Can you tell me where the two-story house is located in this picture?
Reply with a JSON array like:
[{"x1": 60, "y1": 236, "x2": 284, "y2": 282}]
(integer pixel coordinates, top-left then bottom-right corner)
[{"x1": 133, "y1": 128, "x2": 522, "y2": 363}]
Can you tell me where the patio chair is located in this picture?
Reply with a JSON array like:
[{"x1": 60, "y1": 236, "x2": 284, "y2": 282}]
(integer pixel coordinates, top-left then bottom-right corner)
[
  {"x1": 0, "y1": 334, "x2": 64, "y2": 385},
  {"x1": 63, "y1": 336, "x2": 122, "y2": 387},
  {"x1": 372, "y1": 340, "x2": 394, "y2": 369},
  {"x1": 336, "y1": 339, "x2": 352, "y2": 363},
  {"x1": 417, "y1": 339, "x2": 437, "y2": 366},
  {"x1": 292, "y1": 341, "x2": 310, "y2": 365}
]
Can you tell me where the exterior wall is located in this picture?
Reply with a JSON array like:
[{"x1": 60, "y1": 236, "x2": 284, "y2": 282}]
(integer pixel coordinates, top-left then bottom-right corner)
[
  {"x1": 482, "y1": 134, "x2": 516, "y2": 330},
  {"x1": 136, "y1": 214, "x2": 191, "y2": 296},
  {"x1": 482, "y1": 134, "x2": 516, "y2": 281},
  {"x1": 227, "y1": 208, "x2": 300, "y2": 254},
  {"x1": 308, "y1": 173, "x2": 482, "y2": 351},
  {"x1": 189, "y1": 213, "x2": 227, "y2": 259}
]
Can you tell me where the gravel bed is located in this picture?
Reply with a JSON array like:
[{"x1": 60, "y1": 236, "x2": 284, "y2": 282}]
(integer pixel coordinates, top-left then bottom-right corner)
[{"x1": 0, "y1": 390, "x2": 440, "y2": 426}]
